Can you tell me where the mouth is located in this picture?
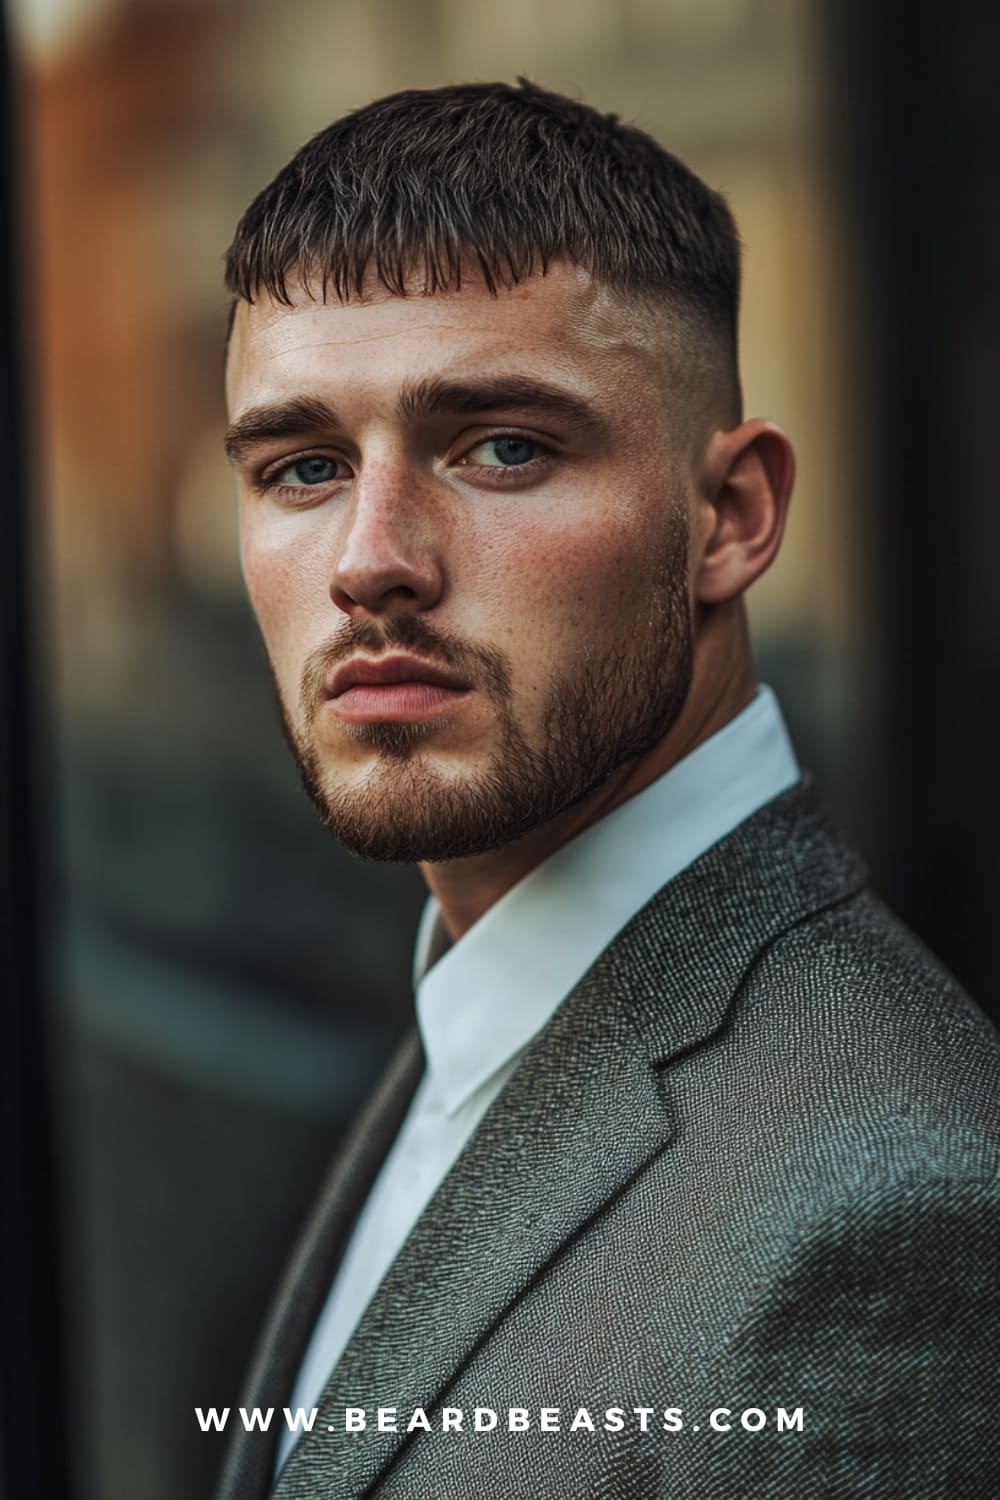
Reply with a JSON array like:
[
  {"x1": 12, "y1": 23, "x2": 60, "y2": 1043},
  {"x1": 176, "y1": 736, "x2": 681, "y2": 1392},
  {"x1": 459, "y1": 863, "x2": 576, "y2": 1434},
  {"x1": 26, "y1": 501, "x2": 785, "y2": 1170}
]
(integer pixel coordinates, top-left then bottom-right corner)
[{"x1": 324, "y1": 655, "x2": 473, "y2": 724}]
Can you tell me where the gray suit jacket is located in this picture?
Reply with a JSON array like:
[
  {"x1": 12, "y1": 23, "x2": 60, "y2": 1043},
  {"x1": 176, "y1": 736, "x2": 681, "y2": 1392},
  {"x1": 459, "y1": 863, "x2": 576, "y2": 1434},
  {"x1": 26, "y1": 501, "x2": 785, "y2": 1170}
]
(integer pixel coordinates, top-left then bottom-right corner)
[{"x1": 215, "y1": 780, "x2": 1000, "y2": 1498}]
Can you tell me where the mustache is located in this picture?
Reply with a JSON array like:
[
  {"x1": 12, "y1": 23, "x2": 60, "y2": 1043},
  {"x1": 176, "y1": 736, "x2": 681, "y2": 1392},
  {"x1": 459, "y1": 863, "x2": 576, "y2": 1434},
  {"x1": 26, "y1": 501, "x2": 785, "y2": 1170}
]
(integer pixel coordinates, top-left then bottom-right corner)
[{"x1": 299, "y1": 613, "x2": 512, "y2": 722}]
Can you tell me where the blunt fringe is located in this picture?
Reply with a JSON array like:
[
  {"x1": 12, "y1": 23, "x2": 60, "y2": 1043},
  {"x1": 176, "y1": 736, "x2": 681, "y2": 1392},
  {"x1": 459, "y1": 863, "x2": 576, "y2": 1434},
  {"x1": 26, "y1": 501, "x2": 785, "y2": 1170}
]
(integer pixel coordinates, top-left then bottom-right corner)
[{"x1": 224, "y1": 79, "x2": 741, "y2": 350}]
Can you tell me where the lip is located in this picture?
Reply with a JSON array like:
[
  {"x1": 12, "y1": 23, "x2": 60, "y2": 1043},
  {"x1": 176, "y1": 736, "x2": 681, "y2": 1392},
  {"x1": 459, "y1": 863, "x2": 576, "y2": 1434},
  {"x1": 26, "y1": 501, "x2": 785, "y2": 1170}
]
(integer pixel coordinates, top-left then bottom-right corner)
[
  {"x1": 324, "y1": 654, "x2": 473, "y2": 724},
  {"x1": 327, "y1": 655, "x2": 472, "y2": 698}
]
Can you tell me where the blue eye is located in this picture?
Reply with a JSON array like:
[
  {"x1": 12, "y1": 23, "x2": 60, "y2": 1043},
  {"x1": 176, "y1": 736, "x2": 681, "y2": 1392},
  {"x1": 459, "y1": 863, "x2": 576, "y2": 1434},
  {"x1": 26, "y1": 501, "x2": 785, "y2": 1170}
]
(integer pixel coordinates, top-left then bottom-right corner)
[
  {"x1": 467, "y1": 437, "x2": 540, "y2": 468},
  {"x1": 277, "y1": 455, "x2": 339, "y2": 487}
]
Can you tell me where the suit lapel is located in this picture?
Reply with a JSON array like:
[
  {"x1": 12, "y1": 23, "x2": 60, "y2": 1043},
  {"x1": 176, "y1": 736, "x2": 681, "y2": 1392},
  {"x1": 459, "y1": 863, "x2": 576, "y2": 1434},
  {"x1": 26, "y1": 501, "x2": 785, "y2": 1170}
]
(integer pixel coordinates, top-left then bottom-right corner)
[
  {"x1": 274, "y1": 940, "x2": 674, "y2": 1499},
  {"x1": 274, "y1": 780, "x2": 865, "y2": 1499},
  {"x1": 214, "y1": 1029, "x2": 423, "y2": 1500}
]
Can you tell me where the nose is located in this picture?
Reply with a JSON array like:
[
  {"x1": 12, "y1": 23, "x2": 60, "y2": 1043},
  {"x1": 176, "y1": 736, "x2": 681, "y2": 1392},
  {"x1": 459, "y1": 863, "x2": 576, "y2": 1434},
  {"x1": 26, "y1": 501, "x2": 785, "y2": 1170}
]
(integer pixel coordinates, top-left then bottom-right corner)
[{"x1": 330, "y1": 459, "x2": 444, "y2": 617}]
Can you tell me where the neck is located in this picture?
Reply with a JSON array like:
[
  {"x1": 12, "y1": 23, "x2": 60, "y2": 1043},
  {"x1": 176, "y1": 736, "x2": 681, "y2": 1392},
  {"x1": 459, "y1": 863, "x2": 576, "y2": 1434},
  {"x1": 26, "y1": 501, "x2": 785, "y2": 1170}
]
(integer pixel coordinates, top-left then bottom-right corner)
[{"x1": 420, "y1": 611, "x2": 756, "y2": 942}]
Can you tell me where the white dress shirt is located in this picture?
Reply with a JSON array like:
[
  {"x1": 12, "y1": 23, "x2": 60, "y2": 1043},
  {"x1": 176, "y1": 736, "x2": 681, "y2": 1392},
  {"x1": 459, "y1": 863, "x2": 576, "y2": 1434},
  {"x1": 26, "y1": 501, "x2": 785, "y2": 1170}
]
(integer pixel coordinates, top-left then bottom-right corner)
[{"x1": 276, "y1": 684, "x2": 799, "y2": 1471}]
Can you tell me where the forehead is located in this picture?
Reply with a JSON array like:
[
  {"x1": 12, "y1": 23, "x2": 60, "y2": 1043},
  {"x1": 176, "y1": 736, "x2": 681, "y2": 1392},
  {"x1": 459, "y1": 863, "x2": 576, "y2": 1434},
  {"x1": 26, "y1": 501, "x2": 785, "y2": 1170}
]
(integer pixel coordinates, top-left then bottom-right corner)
[{"x1": 225, "y1": 261, "x2": 665, "y2": 418}]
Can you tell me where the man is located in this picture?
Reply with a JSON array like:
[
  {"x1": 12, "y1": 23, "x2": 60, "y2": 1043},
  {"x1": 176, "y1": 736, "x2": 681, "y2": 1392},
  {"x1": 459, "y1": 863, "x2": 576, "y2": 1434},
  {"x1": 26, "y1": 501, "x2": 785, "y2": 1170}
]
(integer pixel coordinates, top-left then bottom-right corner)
[{"x1": 215, "y1": 81, "x2": 999, "y2": 1499}]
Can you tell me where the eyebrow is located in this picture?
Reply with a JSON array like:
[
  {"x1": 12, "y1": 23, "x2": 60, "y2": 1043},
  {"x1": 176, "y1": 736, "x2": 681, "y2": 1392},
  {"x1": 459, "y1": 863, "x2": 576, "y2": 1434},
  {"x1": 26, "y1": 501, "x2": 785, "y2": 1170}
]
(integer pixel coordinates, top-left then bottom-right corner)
[
  {"x1": 225, "y1": 377, "x2": 605, "y2": 466},
  {"x1": 224, "y1": 396, "x2": 339, "y2": 466},
  {"x1": 395, "y1": 375, "x2": 606, "y2": 435}
]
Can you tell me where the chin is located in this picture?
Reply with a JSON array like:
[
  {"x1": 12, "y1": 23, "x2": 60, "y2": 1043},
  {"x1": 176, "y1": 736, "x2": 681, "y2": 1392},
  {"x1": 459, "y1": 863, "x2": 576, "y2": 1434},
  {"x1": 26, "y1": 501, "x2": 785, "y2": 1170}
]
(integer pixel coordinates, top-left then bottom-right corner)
[
  {"x1": 303, "y1": 752, "x2": 551, "y2": 864},
  {"x1": 339, "y1": 718, "x2": 443, "y2": 759}
]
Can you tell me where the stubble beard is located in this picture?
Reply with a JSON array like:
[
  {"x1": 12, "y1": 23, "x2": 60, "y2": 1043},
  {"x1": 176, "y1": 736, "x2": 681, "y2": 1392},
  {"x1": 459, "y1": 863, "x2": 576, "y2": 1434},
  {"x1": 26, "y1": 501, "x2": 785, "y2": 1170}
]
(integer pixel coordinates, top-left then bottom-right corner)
[{"x1": 274, "y1": 512, "x2": 693, "y2": 863}]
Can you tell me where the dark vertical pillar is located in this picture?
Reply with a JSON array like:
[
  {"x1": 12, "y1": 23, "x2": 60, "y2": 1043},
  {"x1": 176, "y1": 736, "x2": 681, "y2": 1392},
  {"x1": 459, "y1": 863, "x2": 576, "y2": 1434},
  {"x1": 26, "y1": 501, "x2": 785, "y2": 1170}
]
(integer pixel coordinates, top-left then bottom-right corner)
[
  {"x1": 0, "y1": 10, "x2": 72, "y2": 1498},
  {"x1": 824, "y1": 1, "x2": 1000, "y2": 1016}
]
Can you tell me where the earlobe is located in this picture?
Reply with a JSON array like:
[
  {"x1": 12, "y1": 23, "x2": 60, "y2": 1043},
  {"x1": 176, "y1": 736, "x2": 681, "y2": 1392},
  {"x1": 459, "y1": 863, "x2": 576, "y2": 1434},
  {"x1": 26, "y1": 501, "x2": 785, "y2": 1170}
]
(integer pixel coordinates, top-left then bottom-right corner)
[{"x1": 693, "y1": 419, "x2": 795, "y2": 606}]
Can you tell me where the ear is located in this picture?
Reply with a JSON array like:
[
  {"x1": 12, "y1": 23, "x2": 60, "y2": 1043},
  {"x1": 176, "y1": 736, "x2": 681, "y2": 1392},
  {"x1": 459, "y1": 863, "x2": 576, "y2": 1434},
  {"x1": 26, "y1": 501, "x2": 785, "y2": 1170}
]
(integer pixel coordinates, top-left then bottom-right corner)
[{"x1": 692, "y1": 419, "x2": 795, "y2": 605}]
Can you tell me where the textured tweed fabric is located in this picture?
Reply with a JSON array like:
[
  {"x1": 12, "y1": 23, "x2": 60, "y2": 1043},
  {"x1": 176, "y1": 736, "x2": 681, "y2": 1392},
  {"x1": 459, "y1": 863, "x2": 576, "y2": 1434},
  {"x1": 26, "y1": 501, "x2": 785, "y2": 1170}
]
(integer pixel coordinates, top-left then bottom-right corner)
[{"x1": 215, "y1": 780, "x2": 1000, "y2": 1499}]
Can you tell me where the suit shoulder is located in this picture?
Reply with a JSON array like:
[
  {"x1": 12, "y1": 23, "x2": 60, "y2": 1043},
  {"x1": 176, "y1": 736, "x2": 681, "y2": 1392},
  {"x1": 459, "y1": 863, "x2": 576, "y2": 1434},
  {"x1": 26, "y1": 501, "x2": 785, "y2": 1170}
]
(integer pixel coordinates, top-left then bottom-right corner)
[
  {"x1": 715, "y1": 889, "x2": 1000, "y2": 1174},
  {"x1": 749, "y1": 885, "x2": 997, "y2": 1056}
]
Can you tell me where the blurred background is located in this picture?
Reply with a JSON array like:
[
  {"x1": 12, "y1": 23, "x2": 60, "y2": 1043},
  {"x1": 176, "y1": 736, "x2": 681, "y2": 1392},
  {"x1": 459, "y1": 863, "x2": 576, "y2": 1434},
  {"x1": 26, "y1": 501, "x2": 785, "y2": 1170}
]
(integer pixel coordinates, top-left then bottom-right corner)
[{"x1": 2, "y1": 1, "x2": 998, "y2": 1497}]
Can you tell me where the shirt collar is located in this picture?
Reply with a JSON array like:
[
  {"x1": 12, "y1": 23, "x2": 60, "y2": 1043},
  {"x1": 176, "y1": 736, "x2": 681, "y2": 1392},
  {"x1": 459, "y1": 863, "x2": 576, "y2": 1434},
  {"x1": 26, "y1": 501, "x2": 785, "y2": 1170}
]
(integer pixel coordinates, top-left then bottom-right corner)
[{"x1": 414, "y1": 684, "x2": 799, "y2": 1117}]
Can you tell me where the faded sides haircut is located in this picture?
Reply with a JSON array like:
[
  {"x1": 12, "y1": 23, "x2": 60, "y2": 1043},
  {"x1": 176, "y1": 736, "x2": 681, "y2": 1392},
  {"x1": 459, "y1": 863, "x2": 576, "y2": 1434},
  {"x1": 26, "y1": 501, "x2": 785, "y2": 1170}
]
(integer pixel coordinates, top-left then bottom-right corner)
[{"x1": 224, "y1": 79, "x2": 743, "y2": 423}]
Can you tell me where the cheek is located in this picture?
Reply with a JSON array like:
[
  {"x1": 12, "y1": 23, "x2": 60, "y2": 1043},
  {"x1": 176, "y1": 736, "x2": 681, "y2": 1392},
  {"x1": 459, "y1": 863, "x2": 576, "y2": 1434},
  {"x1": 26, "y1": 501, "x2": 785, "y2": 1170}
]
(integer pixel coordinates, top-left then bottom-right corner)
[
  {"x1": 474, "y1": 502, "x2": 659, "y2": 647},
  {"x1": 240, "y1": 515, "x2": 331, "y2": 680}
]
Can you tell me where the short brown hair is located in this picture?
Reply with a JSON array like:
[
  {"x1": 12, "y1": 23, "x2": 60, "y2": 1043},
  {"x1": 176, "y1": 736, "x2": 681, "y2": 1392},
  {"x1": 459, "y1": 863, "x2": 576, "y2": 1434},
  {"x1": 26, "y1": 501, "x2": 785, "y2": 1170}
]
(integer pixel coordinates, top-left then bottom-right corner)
[{"x1": 225, "y1": 80, "x2": 742, "y2": 409}]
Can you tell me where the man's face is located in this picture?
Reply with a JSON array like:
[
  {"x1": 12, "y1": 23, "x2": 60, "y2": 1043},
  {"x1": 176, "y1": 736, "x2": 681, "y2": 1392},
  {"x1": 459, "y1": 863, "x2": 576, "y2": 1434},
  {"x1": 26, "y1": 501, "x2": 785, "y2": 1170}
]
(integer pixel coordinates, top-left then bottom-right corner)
[{"x1": 226, "y1": 261, "x2": 695, "y2": 862}]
